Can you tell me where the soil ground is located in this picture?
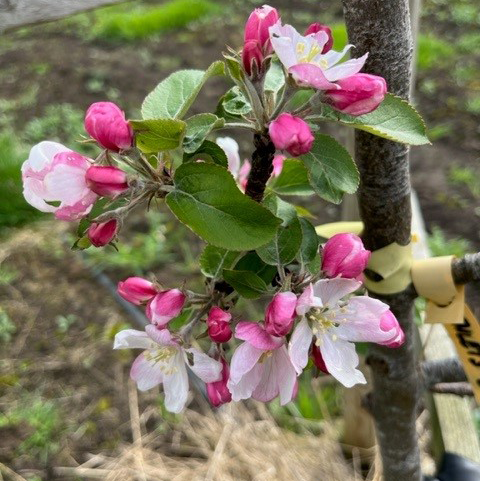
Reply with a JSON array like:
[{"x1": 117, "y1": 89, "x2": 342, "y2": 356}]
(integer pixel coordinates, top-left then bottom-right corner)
[{"x1": 0, "y1": 0, "x2": 478, "y2": 478}]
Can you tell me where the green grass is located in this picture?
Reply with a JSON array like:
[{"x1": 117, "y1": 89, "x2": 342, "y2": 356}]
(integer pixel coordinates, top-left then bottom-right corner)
[
  {"x1": 428, "y1": 225, "x2": 471, "y2": 258},
  {"x1": 91, "y1": 0, "x2": 221, "y2": 42},
  {"x1": 0, "y1": 395, "x2": 62, "y2": 462},
  {"x1": 448, "y1": 164, "x2": 480, "y2": 198}
]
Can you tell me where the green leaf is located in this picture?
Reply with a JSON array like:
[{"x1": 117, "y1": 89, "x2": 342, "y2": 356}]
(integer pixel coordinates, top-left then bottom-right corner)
[
  {"x1": 269, "y1": 159, "x2": 314, "y2": 196},
  {"x1": 183, "y1": 114, "x2": 224, "y2": 154},
  {"x1": 130, "y1": 118, "x2": 186, "y2": 153},
  {"x1": 264, "y1": 61, "x2": 285, "y2": 95},
  {"x1": 199, "y1": 245, "x2": 238, "y2": 278},
  {"x1": 183, "y1": 140, "x2": 228, "y2": 168},
  {"x1": 308, "y1": 93, "x2": 430, "y2": 145},
  {"x1": 141, "y1": 61, "x2": 225, "y2": 119},
  {"x1": 222, "y1": 87, "x2": 252, "y2": 116},
  {"x1": 165, "y1": 162, "x2": 281, "y2": 251},
  {"x1": 222, "y1": 269, "x2": 268, "y2": 299},
  {"x1": 256, "y1": 195, "x2": 303, "y2": 266},
  {"x1": 301, "y1": 134, "x2": 359, "y2": 204},
  {"x1": 298, "y1": 218, "x2": 319, "y2": 264},
  {"x1": 234, "y1": 251, "x2": 277, "y2": 284},
  {"x1": 223, "y1": 54, "x2": 244, "y2": 85}
]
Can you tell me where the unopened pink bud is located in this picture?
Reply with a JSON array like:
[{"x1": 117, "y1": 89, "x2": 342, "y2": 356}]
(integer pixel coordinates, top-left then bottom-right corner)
[
  {"x1": 244, "y1": 5, "x2": 279, "y2": 54},
  {"x1": 324, "y1": 73, "x2": 387, "y2": 116},
  {"x1": 311, "y1": 345, "x2": 329, "y2": 373},
  {"x1": 206, "y1": 357, "x2": 232, "y2": 407},
  {"x1": 268, "y1": 113, "x2": 314, "y2": 157},
  {"x1": 322, "y1": 233, "x2": 371, "y2": 279},
  {"x1": 379, "y1": 310, "x2": 405, "y2": 348},
  {"x1": 304, "y1": 23, "x2": 333, "y2": 53},
  {"x1": 146, "y1": 289, "x2": 186, "y2": 328},
  {"x1": 84, "y1": 102, "x2": 133, "y2": 152},
  {"x1": 265, "y1": 291, "x2": 297, "y2": 337},
  {"x1": 207, "y1": 307, "x2": 232, "y2": 343},
  {"x1": 242, "y1": 40, "x2": 264, "y2": 77},
  {"x1": 87, "y1": 219, "x2": 118, "y2": 247},
  {"x1": 272, "y1": 154, "x2": 285, "y2": 177},
  {"x1": 85, "y1": 166, "x2": 129, "y2": 198},
  {"x1": 118, "y1": 277, "x2": 158, "y2": 305}
]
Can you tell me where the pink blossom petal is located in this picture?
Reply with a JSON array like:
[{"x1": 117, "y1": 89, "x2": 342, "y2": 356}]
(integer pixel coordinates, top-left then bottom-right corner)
[
  {"x1": 251, "y1": 355, "x2": 280, "y2": 402},
  {"x1": 216, "y1": 137, "x2": 241, "y2": 177},
  {"x1": 275, "y1": 346, "x2": 298, "y2": 405},
  {"x1": 114, "y1": 329, "x2": 152, "y2": 350},
  {"x1": 288, "y1": 318, "x2": 313, "y2": 375},
  {"x1": 318, "y1": 333, "x2": 366, "y2": 387},
  {"x1": 145, "y1": 325, "x2": 178, "y2": 346},
  {"x1": 289, "y1": 64, "x2": 339, "y2": 90},
  {"x1": 296, "y1": 284, "x2": 323, "y2": 316},
  {"x1": 324, "y1": 53, "x2": 368, "y2": 82},
  {"x1": 312, "y1": 278, "x2": 361, "y2": 307},
  {"x1": 235, "y1": 321, "x2": 283, "y2": 350},
  {"x1": 228, "y1": 362, "x2": 263, "y2": 402},
  {"x1": 130, "y1": 352, "x2": 164, "y2": 391},
  {"x1": 228, "y1": 341, "x2": 264, "y2": 385},
  {"x1": 185, "y1": 348, "x2": 222, "y2": 383},
  {"x1": 332, "y1": 296, "x2": 393, "y2": 343},
  {"x1": 162, "y1": 358, "x2": 189, "y2": 413}
]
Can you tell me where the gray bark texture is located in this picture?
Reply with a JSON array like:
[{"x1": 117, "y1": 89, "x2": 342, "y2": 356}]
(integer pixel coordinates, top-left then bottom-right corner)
[
  {"x1": 0, "y1": 0, "x2": 125, "y2": 33},
  {"x1": 341, "y1": 1, "x2": 421, "y2": 480}
]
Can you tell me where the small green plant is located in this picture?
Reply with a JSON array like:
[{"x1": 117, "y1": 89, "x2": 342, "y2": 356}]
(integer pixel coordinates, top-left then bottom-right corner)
[
  {"x1": 0, "y1": 308, "x2": 16, "y2": 343},
  {"x1": 0, "y1": 395, "x2": 62, "y2": 462},
  {"x1": 55, "y1": 314, "x2": 78, "y2": 334},
  {"x1": 428, "y1": 225, "x2": 471, "y2": 258},
  {"x1": 91, "y1": 0, "x2": 221, "y2": 42},
  {"x1": 448, "y1": 164, "x2": 480, "y2": 198}
]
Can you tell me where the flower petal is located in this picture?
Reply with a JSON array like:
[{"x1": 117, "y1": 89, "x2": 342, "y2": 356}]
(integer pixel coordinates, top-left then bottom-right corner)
[
  {"x1": 185, "y1": 348, "x2": 222, "y2": 383},
  {"x1": 318, "y1": 333, "x2": 366, "y2": 387},
  {"x1": 324, "y1": 53, "x2": 368, "y2": 82},
  {"x1": 114, "y1": 329, "x2": 152, "y2": 350},
  {"x1": 312, "y1": 278, "x2": 361, "y2": 307},
  {"x1": 288, "y1": 318, "x2": 313, "y2": 374},
  {"x1": 163, "y1": 355, "x2": 189, "y2": 413},
  {"x1": 228, "y1": 362, "x2": 263, "y2": 402},
  {"x1": 130, "y1": 352, "x2": 164, "y2": 391},
  {"x1": 296, "y1": 284, "x2": 323, "y2": 316},
  {"x1": 235, "y1": 321, "x2": 283, "y2": 350},
  {"x1": 228, "y1": 341, "x2": 264, "y2": 384},
  {"x1": 275, "y1": 346, "x2": 297, "y2": 405},
  {"x1": 333, "y1": 296, "x2": 392, "y2": 343},
  {"x1": 289, "y1": 64, "x2": 339, "y2": 90}
]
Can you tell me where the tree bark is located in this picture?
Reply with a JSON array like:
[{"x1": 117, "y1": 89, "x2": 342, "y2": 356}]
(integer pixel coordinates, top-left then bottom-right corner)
[{"x1": 341, "y1": 1, "x2": 421, "y2": 480}]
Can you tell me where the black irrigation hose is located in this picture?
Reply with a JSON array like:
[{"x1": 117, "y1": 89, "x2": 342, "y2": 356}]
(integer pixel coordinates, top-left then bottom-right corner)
[{"x1": 70, "y1": 243, "x2": 209, "y2": 400}]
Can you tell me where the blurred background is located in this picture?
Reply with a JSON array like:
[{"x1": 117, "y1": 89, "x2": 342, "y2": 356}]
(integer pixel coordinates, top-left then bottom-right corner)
[{"x1": 0, "y1": 0, "x2": 479, "y2": 480}]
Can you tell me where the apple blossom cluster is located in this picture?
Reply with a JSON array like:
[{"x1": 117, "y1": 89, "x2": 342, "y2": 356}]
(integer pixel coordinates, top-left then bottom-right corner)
[{"x1": 20, "y1": 5, "x2": 413, "y2": 413}]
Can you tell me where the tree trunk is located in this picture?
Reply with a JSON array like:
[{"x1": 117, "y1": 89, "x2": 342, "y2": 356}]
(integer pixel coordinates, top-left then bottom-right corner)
[{"x1": 341, "y1": 1, "x2": 421, "y2": 480}]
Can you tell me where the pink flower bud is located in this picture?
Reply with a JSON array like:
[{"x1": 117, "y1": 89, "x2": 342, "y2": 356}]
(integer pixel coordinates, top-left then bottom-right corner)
[
  {"x1": 118, "y1": 277, "x2": 158, "y2": 305},
  {"x1": 84, "y1": 101, "x2": 133, "y2": 152},
  {"x1": 206, "y1": 357, "x2": 232, "y2": 407},
  {"x1": 379, "y1": 310, "x2": 405, "y2": 348},
  {"x1": 85, "y1": 166, "x2": 129, "y2": 198},
  {"x1": 242, "y1": 40, "x2": 264, "y2": 77},
  {"x1": 87, "y1": 219, "x2": 118, "y2": 247},
  {"x1": 244, "y1": 5, "x2": 279, "y2": 54},
  {"x1": 322, "y1": 233, "x2": 371, "y2": 279},
  {"x1": 146, "y1": 289, "x2": 186, "y2": 328},
  {"x1": 207, "y1": 307, "x2": 232, "y2": 343},
  {"x1": 304, "y1": 23, "x2": 333, "y2": 53},
  {"x1": 311, "y1": 345, "x2": 329, "y2": 374},
  {"x1": 272, "y1": 154, "x2": 285, "y2": 177},
  {"x1": 265, "y1": 291, "x2": 297, "y2": 337},
  {"x1": 269, "y1": 113, "x2": 314, "y2": 157},
  {"x1": 324, "y1": 73, "x2": 387, "y2": 116}
]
